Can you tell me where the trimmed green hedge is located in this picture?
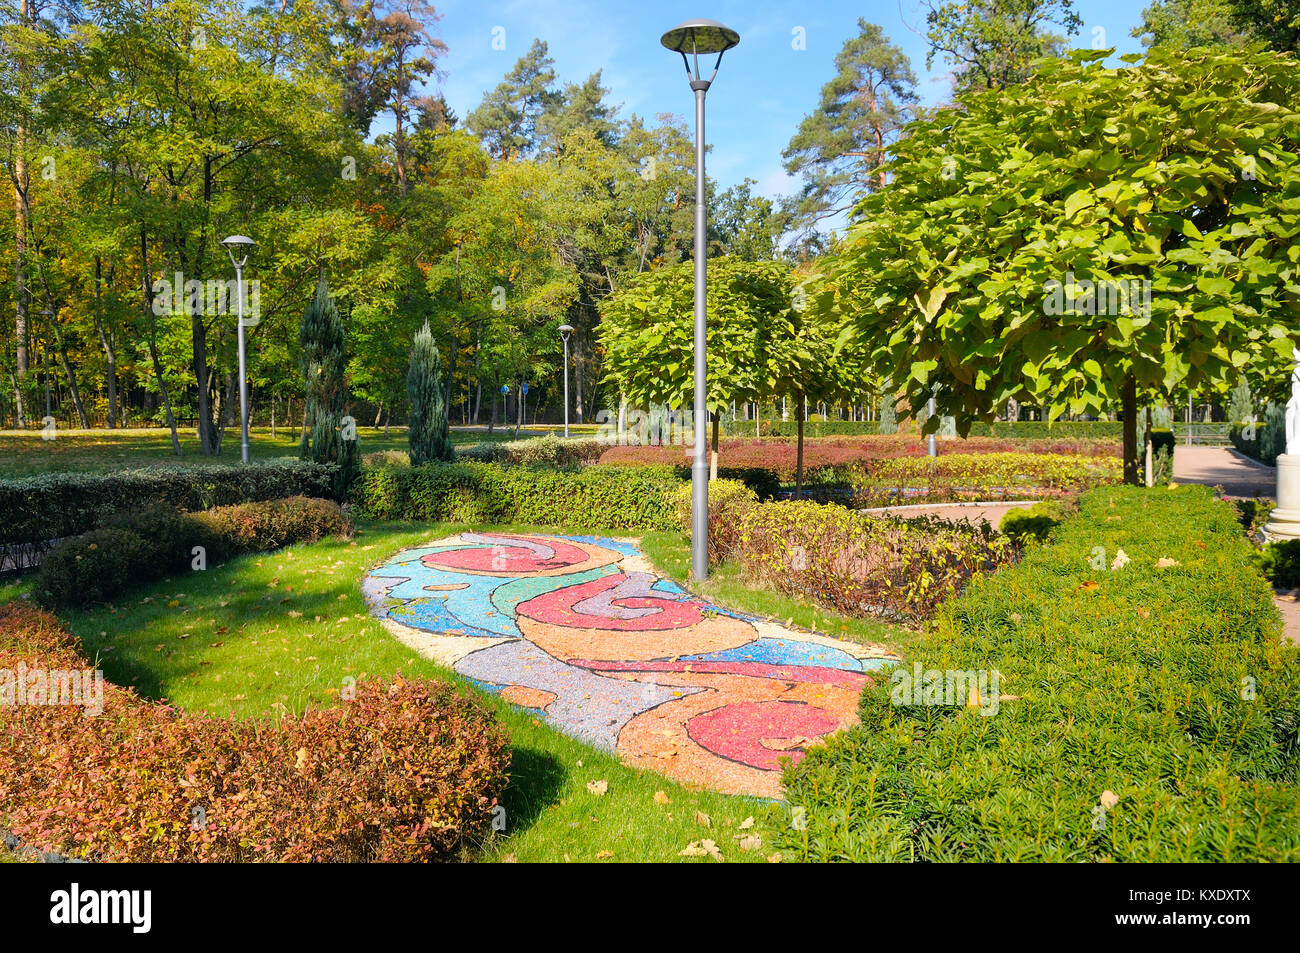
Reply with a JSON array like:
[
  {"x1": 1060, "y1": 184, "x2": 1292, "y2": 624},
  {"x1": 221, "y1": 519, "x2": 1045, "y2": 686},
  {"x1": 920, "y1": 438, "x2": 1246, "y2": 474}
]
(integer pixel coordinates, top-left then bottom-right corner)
[
  {"x1": 350, "y1": 462, "x2": 681, "y2": 530},
  {"x1": 0, "y1": 460, "x2": 340, "y2": 549},
  {"x1": 1229, "y1": 404, "x2": 1286, "y2": 466},
  {"x1": 32, "y1": 497, "x2": 352, "y2": 608},
  {"x1": 778, "y1": 485, "x2": 1300, "y2": 861}
]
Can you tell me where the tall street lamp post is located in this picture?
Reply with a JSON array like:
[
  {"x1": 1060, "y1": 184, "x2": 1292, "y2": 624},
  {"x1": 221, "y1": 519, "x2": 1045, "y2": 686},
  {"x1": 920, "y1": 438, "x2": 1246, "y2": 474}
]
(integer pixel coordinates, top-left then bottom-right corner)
[
  {"x1": 221, "y1": 235, "x2": 257, "y2": 464},
  {"x1": 661, "y1": 17, "x2": 739, "y2": 583},
  {"x1": 558, "y1": 324, "x2": 574, "y2": 437}
]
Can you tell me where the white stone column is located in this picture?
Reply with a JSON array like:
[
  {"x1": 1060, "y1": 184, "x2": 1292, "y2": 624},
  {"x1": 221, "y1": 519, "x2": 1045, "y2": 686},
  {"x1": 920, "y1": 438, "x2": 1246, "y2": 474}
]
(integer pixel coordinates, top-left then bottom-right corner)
[{"x1": 1265, "y1": 348, "x2": 1300, "y2": 540}]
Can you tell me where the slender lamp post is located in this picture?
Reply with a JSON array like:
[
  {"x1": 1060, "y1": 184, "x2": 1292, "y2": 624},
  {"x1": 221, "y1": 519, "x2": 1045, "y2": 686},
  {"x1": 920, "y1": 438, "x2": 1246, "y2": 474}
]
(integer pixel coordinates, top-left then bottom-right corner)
[
  {"x1": 558, "y1": 324, "x2": 574, "y2": 437},
  {"x1": 221, "y1": 235, "x2": 257, "y2": 464},
  {"x1": 661, "y1": 17, "x2": 739, "y2": 583}
]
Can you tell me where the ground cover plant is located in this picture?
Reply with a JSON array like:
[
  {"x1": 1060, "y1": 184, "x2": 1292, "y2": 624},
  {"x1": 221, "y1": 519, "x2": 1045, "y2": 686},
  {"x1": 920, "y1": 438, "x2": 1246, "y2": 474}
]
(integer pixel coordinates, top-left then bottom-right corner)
[
  {"x1": 777, "y1": 485, "x2": 1300, "y2": 861},
  {"x1": 0, "y1": 602, "x2": 510, "y2": 862}
]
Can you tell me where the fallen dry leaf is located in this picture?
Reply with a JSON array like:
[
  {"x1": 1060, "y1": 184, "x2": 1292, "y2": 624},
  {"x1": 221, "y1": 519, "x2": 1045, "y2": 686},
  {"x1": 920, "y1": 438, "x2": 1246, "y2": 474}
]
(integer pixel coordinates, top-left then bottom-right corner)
[
  {"x1": 1156, "y1": 557, "x2": 1180, "y2": 568},
  {"x1": 653, "y1": 790, "x2": 671, "y2": 806},
  {"x1": 694, "y1": 810, "x2": 711, "y2": 828},
  {"x1": 586, "y1": 779, "x2": 608, "y2": 796}
]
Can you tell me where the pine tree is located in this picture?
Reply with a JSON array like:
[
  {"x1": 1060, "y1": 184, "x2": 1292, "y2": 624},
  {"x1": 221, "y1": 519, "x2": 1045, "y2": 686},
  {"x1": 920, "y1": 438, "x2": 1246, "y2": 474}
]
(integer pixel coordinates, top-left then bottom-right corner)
[
  {"x1": 408, "y1": 320, "x2": 452, "y2": 464},
  {"x1": 782, "y1": 19, "x2": 917, "y2": 242},
  {"x1": 299, "y1": 276, "x2": 359, "y2": 495}
]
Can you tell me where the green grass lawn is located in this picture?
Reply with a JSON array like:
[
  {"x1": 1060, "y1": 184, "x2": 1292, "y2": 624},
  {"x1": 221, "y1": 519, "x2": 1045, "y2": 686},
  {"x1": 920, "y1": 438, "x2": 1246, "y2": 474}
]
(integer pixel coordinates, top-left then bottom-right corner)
[
  {"x1": 37, "y1": 518, "x2": 902, "y2": 862},
  {"x1": 0, "y1": 425, "x2": 578, "y2": 478}
]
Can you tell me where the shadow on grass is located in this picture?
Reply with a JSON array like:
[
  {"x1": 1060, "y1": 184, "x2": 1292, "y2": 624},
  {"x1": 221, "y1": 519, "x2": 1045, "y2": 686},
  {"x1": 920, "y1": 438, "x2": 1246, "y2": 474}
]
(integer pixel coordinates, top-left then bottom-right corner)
[{"x1": 496, "y1": 745, "x2": 569, "y2": 836}]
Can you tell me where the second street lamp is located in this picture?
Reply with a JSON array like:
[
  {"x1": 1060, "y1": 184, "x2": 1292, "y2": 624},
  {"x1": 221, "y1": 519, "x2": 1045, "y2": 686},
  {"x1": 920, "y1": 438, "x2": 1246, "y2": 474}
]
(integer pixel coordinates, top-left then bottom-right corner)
[
  {"x1": 661, "y1": 17, "x2": 739, "y2": 583},
  {"x1": 221, "y1": 235, "x2": 257, "y2": 465},
  {"x1": 558, "y1": 324, "x2": 574, "y2": 437}
]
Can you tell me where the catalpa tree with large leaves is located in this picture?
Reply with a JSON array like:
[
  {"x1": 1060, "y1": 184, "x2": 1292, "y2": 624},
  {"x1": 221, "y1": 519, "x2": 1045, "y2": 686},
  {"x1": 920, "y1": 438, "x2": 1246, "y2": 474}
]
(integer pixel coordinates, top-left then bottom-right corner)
[
  {"x1": 816, "y1": 45, "x2": 1300, "y2": 484},
  {"x1": 600, "y1": 256, "x2": 865, "y2": 489}
]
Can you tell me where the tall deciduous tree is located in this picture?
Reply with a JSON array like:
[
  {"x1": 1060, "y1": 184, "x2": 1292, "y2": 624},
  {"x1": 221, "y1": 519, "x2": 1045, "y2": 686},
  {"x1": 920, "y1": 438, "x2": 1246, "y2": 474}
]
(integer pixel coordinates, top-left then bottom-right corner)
[
  {"x1": 600, "y1": 257, "x2": 852, "y2": 482},
  {"x1": 924, "y1": 0, "x2": 1081, "y2": 92},
  {"x1": 1132, "y1": 0, "x2": 1249, "y2": 49},
  {"x1": 816, "y1": 47, "x2": 1300, "y2": 485}
]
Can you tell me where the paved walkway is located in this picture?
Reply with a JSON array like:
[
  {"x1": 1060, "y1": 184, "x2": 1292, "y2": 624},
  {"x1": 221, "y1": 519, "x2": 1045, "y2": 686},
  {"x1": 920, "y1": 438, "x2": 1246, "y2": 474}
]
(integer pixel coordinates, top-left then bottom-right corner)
[
  {"x1": 363, "y1": 533, "x2": 896, "y2": 798},
  {"x1": 1170, "y1": 447, "x2": 1300, "y2": 644},
  {"x1": 1173, "y1": 445, "x2": 1275, "y2": 498},
  {"x1": 861, "y1": 500, "x2": 1037, "y2": 528}
]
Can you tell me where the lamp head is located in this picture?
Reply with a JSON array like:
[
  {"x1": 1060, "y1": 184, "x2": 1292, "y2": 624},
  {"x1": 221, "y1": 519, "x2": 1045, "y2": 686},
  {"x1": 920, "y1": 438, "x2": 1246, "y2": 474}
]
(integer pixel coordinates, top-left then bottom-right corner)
[
  {"x1": 558, "y1": 324, "x2": 574, "y2": 340},
  {"x1": 660, "y1": 18, "x2": 739, "y2": 54}
]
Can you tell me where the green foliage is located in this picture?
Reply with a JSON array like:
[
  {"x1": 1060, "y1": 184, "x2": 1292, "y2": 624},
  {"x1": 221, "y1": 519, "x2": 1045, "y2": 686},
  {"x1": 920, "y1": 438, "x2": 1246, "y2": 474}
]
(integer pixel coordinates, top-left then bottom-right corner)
[
  {"x1": 32, "y1": 497, "x2": 352, "y2": 608},
  {"x1": 1256, "y1": 539, "x2": 1300, "y2": 588},
  {"x1": 299, "y1": 277, "x2": 360, "y2": 495},
  {"x1": 781, "y1": 18, "x2": 917, "y2": 243},
  {"x1": 672, "y1": 479, "x2": 761, "y2": 563},
  {"x1": 407, "y1": 321, "x2": 454, "y2": 465},
  {"x1": 999, "y1": 499, "x2": 1071, "y2": 541},
  {"x1": 779, "y1": 485, "x2": 1300, "y2": 861},
  {"x1": 350, "y1": 462, "x2": 682, "y2": 530},
  {"x1": 0, "y1": 603, "x2": 509, "y2": 862},
  {"x1": 705, "y1": 495, "x2": 1017, "y2": 622},
  {"x1": 0, "y1": 460, "x2": 340, "y2": 551},
  {"x1": 924, "y1": 0, "x2": 1082, "y2": 91},
  {"x1": 1232, "y1": 401, "x2": 1288, "y2": 465},
  {"x1": 1228, "y1": 377, "x2": 1255, "y2": 422},
  {"x1": 1132, "y1": 0, "x2": 1251, "y2": 50},
  {"x1": 456, "y1": 434, "x2": 604, "y2": 468},
  {"x1": 600, "y1": 257, "x2": 800, "y2": 414},
  {"x1": 816, "y1": 45, "x2": 1300, "y2": 481}
]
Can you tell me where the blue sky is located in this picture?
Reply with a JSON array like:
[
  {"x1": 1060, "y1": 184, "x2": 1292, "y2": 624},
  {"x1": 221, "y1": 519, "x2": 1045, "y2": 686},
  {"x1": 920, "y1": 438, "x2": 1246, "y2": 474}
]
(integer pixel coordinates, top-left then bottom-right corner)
[{"x1": 430, "y1": 0, "x2": 1153, "y2": 201}]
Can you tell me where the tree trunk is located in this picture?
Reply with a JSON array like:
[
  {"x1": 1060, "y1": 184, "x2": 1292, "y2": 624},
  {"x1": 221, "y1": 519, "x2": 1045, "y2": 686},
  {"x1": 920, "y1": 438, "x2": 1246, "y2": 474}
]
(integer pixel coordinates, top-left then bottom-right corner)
[
  {"x1": 92, "y1": 258, "x2": 118, "y2": 427},
  {"x1": 710, "y1": 412, "x2": 719, "y2": 481},
  {"x1": 1121, "y1": 374, "x2": 1139, "y2": 485},
  {"x1": 141, "y1": 228, "x2": 180, "y2": 454},
  {"x1": 51, "y1": 319, "x2": 89, "y2": 427},
  {"x1": 796, "y1": 403, "x2": 806, "y2": 499}
]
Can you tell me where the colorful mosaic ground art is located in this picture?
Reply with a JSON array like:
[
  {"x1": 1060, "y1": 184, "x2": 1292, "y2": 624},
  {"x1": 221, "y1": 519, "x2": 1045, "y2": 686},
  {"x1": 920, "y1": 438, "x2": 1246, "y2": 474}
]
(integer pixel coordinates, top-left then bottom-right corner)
[{"x1": 363, "y1": 533, "x2": 897, "y2": 798}]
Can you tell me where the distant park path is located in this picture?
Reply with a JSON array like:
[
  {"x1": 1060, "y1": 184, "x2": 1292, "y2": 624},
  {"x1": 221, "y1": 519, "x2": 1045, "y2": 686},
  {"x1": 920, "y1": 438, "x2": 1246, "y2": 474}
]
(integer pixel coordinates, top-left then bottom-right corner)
[
  {"x1": 1173, "y1": 445, "x2": 1275, "y2": 499},
  {"x1": 363, "y1": 533, "x2": 896, "y2": 798}
]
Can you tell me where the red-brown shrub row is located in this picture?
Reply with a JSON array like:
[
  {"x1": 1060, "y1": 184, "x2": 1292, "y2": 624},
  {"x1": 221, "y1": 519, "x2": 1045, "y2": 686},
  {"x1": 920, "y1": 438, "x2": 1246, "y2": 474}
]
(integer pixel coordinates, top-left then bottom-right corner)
[
  {"x1": 600, "y1": 434, "x2": 1117, "y2": 479},
  {"x1": 0, "y1": 603, "x2": 510, "y2": 862},
  {"x1": 684, "y1": 481, "x2": 1017, "y2": 621}
]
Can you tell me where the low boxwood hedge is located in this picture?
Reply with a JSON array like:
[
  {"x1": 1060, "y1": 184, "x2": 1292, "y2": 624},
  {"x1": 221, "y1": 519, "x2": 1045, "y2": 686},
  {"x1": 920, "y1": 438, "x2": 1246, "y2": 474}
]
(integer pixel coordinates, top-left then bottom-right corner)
[
  {"x1": 32, "y1": 497, "x2": 352, "y2": 608},
  {"x1": 0, "y1": 602, "x2": 510, "y2": 862},
  {"x1": 0, "y1": 460, "x2": 340, "y2": 550},
  {"x1": 350, "y1": 461, "x2": 681, "y2": 530},
  {"x1": 777, "y1": 485, "x2": 1300, "y2": 861}
]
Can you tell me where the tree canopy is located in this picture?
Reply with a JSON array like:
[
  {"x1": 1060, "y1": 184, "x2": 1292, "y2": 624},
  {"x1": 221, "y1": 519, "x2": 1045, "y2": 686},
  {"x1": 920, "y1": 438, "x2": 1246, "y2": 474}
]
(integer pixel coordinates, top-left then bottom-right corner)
[{"x1": 815, "y1": 46, "x2": 1300, "y2": 483}]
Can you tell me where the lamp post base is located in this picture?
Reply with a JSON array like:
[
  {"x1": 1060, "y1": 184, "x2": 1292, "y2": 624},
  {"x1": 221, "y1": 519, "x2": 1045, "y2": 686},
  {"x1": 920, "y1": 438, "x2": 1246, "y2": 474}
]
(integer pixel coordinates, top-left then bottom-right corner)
[{"x1": 1264, "y1": 453, "x2": 1300, "y2": 540}]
